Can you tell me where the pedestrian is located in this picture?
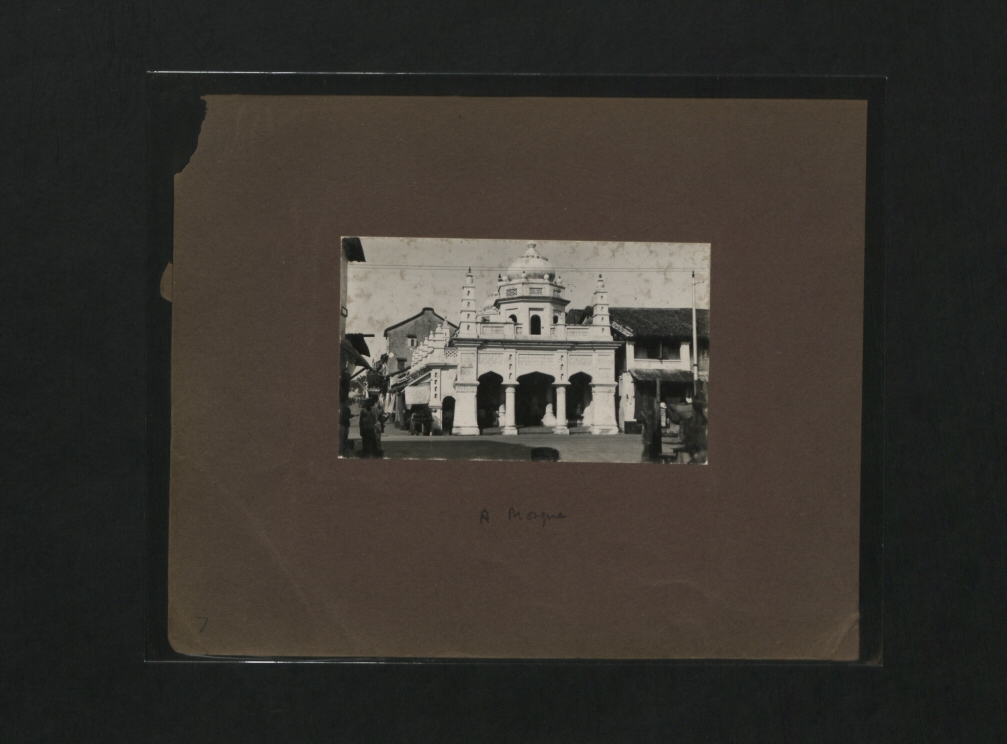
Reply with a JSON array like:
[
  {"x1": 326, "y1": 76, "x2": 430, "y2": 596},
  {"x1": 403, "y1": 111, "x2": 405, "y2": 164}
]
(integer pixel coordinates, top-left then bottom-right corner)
[
  {"x1": 413, "y1": 406, "x2": 433, "y2": 436},
  {"x1": 683, "y1": 396, "x2": 708, "y2": 464},
  {"x1": 373, "y1": 397, "x2": 385, "y2": 454},
  {"x1": 638, "y1": 401, "x2": 659, "y2": 463},
  {"x1": 359, "y1": 399, "x2": 378, "y2": 457},
  {"x1": 339, "y1": 398, "x2": 352, "y2": 456},
  {"x1": 443, "y1": 403, "x2": 454, "y2": 435}
]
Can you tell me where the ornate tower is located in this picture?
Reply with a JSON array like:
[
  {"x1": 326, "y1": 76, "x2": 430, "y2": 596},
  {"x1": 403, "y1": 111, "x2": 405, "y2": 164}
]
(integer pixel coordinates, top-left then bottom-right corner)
[
  {"x1": 592, "y1": 273, "x2": 611, "y2": 335},
  {"x1": 459, "y1": 267, "x2": 477, "y2": 338}
]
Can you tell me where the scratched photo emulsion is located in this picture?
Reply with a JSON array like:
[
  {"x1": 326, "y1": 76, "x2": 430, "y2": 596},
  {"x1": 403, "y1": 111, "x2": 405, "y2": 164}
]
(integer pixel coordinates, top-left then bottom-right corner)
[{"x1": 339, "y1": 237, "x2": 710, "y2": 464}]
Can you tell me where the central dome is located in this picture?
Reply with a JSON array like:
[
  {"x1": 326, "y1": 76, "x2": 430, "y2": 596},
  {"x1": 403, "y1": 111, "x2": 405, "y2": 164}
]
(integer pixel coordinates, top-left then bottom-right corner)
[{"x1": 506, "y1": 242, "x2": 553, "y2": 280}]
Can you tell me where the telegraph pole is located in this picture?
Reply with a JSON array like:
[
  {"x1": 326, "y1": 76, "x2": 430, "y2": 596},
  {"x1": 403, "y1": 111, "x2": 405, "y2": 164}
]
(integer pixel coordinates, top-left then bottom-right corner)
[
  {"x1": 692, "y1": 270, "x2": 699, "y2": 399},
  {"x1": 654, "y1": 340, "x2": 662, "y2": 460}
]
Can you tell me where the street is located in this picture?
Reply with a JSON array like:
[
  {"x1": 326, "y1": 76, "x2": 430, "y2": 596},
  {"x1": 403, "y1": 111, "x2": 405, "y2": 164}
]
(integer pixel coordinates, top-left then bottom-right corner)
[{"x1": 344, "y1": 422, "x2": 681, "y2": 463}]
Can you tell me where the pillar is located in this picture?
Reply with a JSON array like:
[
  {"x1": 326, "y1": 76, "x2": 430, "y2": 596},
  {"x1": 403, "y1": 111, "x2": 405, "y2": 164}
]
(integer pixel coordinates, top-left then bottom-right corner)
[
  {"x1": 453, "y1": 382, "x2": 480, "y2": 435},
  {"x1": 553, "y1": 383, "x2": 569, "y2": 435},
  {"x1": 618, "y1": 372, "x2": 635, "y2": 431},
  {"x1": 589, "y1": 383, "x2": 619, "y2": 435},
  {"x1": 503, "y1": 384, "x2": 518, "y2": 435}
]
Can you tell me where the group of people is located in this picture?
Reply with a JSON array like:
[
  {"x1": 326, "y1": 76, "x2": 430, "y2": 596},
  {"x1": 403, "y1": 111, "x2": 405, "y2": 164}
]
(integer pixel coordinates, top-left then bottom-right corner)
[
  {"x1": 338, "y1": 397, "x2": 387, "y2": 458},
  {"x1": 404, "y1": 406, "x2": 434, "y2": 436},
  {"x1": 638, "y1": 394, "x2": 708, "y2": 464}
]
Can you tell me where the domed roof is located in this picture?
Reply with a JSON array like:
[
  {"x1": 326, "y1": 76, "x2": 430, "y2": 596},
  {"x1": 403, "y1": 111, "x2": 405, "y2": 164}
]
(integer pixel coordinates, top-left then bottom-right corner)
[{"x1": 506, "y1": 242, "x2": 553, "y2": 280}]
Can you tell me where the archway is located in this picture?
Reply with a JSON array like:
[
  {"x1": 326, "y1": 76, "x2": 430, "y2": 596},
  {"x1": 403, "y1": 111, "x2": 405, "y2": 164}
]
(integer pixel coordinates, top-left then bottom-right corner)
[
  {"x1": 515, "y1": 371, "x2": 555, "y2": 427},
  {"x1": 567, "y1": 372, "x2": 593, "y2": 428},
  {"x1": 441, "y1": 396, "x2": 455, "y2": 435},
  {"x1": 529, "y1": 314, "x2": 542, "y2": 335},
  {"x1": 476, "y1": 372, "x2": 503, "y2": 432}
]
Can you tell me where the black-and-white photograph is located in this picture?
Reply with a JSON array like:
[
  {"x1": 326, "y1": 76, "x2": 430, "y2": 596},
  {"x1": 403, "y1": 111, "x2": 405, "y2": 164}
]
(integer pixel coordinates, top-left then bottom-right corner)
[{"x1": 340, "y1": 238, "x2": 710, "y2": 463}]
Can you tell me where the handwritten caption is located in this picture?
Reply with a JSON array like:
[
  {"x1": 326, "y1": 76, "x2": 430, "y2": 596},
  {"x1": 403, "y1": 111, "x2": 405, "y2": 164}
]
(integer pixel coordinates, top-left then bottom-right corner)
[{"x1": 480, "y1": 507, "x2": 567, "y2": 528}]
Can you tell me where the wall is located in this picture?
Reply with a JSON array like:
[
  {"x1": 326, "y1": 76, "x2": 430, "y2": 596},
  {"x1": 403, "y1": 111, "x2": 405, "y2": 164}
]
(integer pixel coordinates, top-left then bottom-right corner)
[{"x1": 385, "y1": 310, "x2": 450, "y2": 372}]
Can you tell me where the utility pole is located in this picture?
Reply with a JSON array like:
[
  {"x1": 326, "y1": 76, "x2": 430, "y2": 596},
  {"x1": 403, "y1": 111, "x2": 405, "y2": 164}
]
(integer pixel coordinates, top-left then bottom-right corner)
[
  {"x1": 654, "y1": 339, "x2": 662, "y2": 460},
  {"x1": 692, "y1": 270, "x2": 699, "y2": 399}
]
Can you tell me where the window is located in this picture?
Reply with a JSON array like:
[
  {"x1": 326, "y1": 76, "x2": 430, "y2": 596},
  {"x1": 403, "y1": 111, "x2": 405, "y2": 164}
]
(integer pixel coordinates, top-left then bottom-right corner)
[
  {"x1": 529, "y1": 315, "x2": 542, "y2": 335},
  {"x1": 553, "y1": 315, "x2": 559, "y2": 324},
  {"x1": 407, "y1": 335, "x2": 417, "y2": 348},
  {"x1": 634, "y1": 340, "x2": 680, "y2": 360},
  {"x1": 509, "y1": 315, "x2": 518, "y2": 324},
  {"x1": 634, "y1": 343, "x2": 653, "y2": 359}
]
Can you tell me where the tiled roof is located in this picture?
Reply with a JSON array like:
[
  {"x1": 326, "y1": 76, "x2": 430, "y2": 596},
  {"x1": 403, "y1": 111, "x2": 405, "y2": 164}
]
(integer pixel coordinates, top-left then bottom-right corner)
[
  {"x1": 345, "y1": 333, "x2": 371, "y2": 356},
  {"x1": 608, "y1": 308, "x2": 710, "y2": 339},
  {"x1": 383, "y1": 308, "x2": 459, "y2": 335},
  {"x1": 340, "y1": 338, "x2": 371, "y2": 369},
  {"x1": 630, "y1": 368, "x2": 695, "y2": 382}
]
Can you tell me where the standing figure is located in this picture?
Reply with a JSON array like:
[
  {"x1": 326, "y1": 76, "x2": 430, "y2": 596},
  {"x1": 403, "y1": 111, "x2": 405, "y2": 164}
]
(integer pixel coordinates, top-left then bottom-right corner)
[
  {"x1": 359, "y1": 399, "x2": 378, "y2": 457},
  {"x1": 637, "y1": 403, "x2": 659, "y2": 463},
  {"x1": 373, "y1": 398, "x2": 385, "y2": 455},
  {"x1": 339, "y1": 399, "x2": 352, "y2": 456},
  {"x1": 683, "y1": 396, "x2": 708, "y2": 464}
]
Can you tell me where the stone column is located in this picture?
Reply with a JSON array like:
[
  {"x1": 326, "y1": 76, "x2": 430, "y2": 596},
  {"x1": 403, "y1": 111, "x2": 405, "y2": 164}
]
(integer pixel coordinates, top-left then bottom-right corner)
[
  {"x1": 453, "y1": 382, "x2": 480, "y2": 436},
  {"x1": 589, "y1": 383, "x2": 619, "y2": 435},
  {"x1": 503, "y1": 384, "x2": 518, "y2": 435},
  {"x1": 618, "y1": 371, "x2": 635, "y2": 431},
  {"x1": 553, "y1": 383, "x2": 570, "y2": 435}
]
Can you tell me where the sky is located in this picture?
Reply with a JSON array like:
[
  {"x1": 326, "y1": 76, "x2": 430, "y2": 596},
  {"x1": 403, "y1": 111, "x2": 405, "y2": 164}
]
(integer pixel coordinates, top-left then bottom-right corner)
[{"x1": 346, "y1": 238, "x2": 710, "y2": 356}]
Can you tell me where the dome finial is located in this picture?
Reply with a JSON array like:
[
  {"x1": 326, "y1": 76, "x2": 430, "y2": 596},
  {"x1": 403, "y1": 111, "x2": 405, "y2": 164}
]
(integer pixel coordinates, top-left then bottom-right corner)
[{"x1": 506, "y1": 242, "x2": 552, "y2": 280}]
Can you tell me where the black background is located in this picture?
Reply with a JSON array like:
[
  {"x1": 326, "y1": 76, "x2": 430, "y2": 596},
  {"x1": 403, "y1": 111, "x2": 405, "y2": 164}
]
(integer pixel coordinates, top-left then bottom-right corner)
[{"x1": 2, "y1": 2, "x2": 1005, "y2": 741}]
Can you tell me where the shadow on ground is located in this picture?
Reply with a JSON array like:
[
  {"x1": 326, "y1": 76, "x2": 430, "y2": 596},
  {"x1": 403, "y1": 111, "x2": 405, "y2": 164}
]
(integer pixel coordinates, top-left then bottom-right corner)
[{"x1": 380, "y1": 439, "x2": 536, "y2": 461}]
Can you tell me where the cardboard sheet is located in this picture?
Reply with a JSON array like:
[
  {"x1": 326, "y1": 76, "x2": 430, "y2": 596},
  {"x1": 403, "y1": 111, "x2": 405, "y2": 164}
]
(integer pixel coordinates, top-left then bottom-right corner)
[{"x1": 168, "y1": 95, "x2": 866, "y2": 659}]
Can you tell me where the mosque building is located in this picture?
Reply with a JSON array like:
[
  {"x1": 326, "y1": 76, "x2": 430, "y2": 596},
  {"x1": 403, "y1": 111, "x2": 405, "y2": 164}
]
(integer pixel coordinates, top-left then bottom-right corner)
[{"x1": 387, "y1": 242, "x2": 620, "y2": 435}]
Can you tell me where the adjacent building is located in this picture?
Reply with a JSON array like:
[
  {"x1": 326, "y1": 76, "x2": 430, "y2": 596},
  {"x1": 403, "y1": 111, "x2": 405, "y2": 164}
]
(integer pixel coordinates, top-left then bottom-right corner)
[
  {"x1": 608, "y1": 307, "x2": 710, "y2": 430},
  {"x1": 339, "y1": 237, "x2": 370, "y2": 384},
  {"x1": 383, "y1": 308, "x2": 458, "y2": 375}
]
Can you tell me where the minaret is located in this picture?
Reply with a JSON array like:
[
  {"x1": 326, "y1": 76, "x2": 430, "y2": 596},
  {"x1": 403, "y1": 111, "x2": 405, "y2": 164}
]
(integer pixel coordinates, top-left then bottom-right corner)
[
  {"x1": 592, "y1": 273, "x2": 611, "y2": 336},
  {"x1": 459, "y1": 267, "x2": 477, "y2": 338}
]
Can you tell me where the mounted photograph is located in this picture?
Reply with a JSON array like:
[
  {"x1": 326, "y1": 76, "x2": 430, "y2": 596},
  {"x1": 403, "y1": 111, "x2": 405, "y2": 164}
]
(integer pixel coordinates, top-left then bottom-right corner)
[
  {"x1": 340, "y1": 237, "x2": 710, "y2": 463},
  {"x1": 156, "y1": 85, "x2": 878, "y2": 661}
]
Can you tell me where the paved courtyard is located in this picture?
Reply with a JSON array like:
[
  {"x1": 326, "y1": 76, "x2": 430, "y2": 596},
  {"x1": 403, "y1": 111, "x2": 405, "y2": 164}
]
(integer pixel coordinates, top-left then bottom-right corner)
[{"x1": 345, "y1": 424, "x2": 681, "y2": 463}]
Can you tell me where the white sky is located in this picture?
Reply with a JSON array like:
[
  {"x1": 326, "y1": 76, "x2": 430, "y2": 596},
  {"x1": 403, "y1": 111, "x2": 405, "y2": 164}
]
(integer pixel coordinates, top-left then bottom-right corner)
[{"x1": 346, "y1": 238, "x2": 710, "y2": 353}]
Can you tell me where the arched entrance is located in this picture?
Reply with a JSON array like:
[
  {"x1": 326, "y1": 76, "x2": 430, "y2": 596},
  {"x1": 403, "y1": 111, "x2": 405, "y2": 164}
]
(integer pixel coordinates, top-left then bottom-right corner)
[
  {"x1": 515, "y1": 371, "x2": 555, "y2": 427},
  {"x1": 476, "y1": 372, "x2": 503, "y2": 432},
  {"x1": 441, "y1": 396, "x2": 455, "y2": 435},
  {"x1": 567, "y1": 372, "x2": 593, "y2": 428}
]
